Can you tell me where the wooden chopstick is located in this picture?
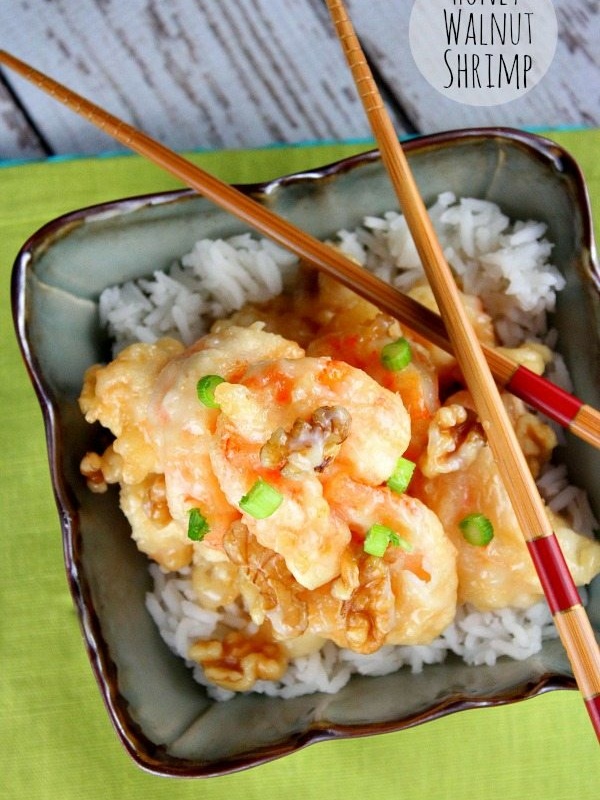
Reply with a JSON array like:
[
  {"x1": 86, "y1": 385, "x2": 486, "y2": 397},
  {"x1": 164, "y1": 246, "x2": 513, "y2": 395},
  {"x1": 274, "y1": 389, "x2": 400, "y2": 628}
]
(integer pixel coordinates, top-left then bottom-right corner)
[
  {"x1": 324, "y1": 0, "x2": 600, "y2": 739},
  {"x1": 1, "y1": 51, "x2": 599, "y2": 452}
]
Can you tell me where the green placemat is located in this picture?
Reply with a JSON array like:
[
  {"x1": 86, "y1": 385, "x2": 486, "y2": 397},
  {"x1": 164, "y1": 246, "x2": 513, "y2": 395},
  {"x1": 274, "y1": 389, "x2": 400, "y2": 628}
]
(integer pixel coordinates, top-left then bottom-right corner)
[{"x1": 2, "y1": 132, "x2": 600, "y2": 800}]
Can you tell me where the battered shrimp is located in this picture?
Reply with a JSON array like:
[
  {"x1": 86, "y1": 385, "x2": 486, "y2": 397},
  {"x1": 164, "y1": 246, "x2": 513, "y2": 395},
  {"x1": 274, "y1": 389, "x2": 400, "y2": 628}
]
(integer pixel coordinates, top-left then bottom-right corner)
[
  {"x1": 79, "y1": 337, "x2": 197, "y2": 569},
  {"x1": 79, "y1": 338, "x2": 184, "y2": 485},
  {"x1": 407, "y1": 283, "x2": 553, "y2": 384},
  {"x1": 146, "y1": 323, "x2": 304, "y2": 551},
  {"x1": 319, "y1": 470, "x2": 457, "y2": 648},
  {"x1": 308, "y1": 314, "x2": 439, "y2": 460},
  {"x1": 210, "y1": 355, "x2": 412, "y2": 589},
  {"x1": 412, "y1": 391, "x2": 600, "y2": 609},
  {"x1": 218, "y1": 276, "x2": 447, "y2": 460},
  {"x1": 79, "y1": 324, "x2": 305, "y2": 569},
  {"x1": 220, "y1": 473, "x2": 457, "y2": 657}
]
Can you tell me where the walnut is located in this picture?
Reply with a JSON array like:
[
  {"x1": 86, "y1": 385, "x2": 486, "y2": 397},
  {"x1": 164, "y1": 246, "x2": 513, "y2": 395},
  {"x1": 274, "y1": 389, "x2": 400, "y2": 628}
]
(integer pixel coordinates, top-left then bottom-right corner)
[
  {"x1": 80, "y1": 443, "x2": 126, "y2": 492},
  {"x1": 307, "y1": 545, "x2": 396, "y2": 654},
  {"x1": 189, "y1": 630, "x2": 288, "y2": 692},
  {"x1": 419, "y1": 403, "x2": 484, "y2": 478},
  {"x1": 223, "y1": 522, "x2": 308, "y2": 640},
  {"x1": 142, "y1": 474, "x2": 172, "y2": 526},
  {"x1": 80, "y1": 452, "x2": 108, "y2": 493},
  {"x1": 259, "y1": 405, "x2": 351, "y2": 476}
]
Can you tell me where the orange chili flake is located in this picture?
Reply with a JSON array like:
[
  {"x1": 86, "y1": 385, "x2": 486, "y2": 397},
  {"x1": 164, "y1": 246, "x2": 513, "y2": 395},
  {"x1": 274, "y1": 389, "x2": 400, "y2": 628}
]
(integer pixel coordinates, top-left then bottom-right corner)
[
  {"x1": 244, "y1": 368, "x2": 294, "y2": 405},
  {"x1": 318, "y1": 360, "x2": 347, "y2": 388}
]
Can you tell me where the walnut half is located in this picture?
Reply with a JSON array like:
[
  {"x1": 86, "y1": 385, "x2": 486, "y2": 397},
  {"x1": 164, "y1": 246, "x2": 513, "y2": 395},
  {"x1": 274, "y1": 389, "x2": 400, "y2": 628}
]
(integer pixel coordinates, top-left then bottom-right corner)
[
  {"x1": 259, "y1": 404, "x2": 352, "y2": 477},
  {"x1": 189, "y1": 630, "x2": 288, "y2": 692}
]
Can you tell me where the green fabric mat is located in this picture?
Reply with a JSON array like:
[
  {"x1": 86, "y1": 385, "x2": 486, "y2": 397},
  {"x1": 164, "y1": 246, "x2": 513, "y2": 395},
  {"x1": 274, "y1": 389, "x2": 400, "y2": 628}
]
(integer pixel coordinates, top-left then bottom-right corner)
[{"x1": 2, "y1": 132, "x2": 600, "y2": 799}]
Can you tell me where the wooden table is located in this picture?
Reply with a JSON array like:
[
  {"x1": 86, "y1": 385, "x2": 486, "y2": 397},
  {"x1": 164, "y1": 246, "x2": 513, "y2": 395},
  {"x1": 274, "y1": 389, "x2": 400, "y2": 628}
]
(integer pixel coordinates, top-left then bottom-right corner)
[{"x1": 0, "y1": 0, "x2": 598, "y2": 162}]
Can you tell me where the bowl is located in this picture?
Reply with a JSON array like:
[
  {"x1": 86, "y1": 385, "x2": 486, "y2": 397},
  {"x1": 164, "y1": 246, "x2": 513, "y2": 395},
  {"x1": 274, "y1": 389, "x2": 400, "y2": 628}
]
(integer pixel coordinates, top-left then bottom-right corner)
[{"x1": 11, "y1": 128, "x2": 600, "y2": 777}]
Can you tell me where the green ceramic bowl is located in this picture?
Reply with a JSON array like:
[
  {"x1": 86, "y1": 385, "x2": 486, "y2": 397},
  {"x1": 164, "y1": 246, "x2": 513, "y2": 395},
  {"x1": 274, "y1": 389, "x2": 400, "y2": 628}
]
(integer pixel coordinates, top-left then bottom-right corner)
[{"x1": 12, "y1": 128, "x2": 600, "y2": 777}]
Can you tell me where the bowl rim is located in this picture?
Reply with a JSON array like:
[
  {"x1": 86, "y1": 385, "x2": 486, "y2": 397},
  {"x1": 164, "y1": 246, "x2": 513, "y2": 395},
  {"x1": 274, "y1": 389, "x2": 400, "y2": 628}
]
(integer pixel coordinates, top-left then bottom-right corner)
[{"x1": 10, "y1": 126, "x2": 598, "y2": 777}]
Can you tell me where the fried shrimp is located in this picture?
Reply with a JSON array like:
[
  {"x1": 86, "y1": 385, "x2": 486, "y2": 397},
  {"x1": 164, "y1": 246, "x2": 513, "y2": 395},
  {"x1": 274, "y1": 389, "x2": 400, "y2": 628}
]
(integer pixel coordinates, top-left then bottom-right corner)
[
  {"x1": 412, "y1": 391, "x2": 600, "y2": 609},
  {"x1": 79, "y1": 338, "x2": 184, "y2": 485},
  {"x1": 321, "y1": 470, "x2": 457, "y2": 647},
  {"x1": 79, "y1": 325, "x2": 305, "y2": 568},
  {"x1": 210, "y1": 355, "x2": 411, "y2": 589},
  {"x1": 146, "y1": 323, "x2": 304, "y2": 550},
  {"x1": 218, "y1": 472, "x2": 457, "y2": 655},
  {"x1": 307, "y1": 314, "x2": 439, "y2": 460}
]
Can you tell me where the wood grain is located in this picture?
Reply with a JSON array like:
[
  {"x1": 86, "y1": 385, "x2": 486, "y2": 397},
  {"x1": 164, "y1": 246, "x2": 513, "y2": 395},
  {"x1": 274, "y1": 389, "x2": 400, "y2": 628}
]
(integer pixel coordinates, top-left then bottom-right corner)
[
  {"x1": 0, "y1": 77, "x2": 47, "y2": 159},
  {"x1": 0, "y1": 0, "x2": 396, "y2": 158},
  {"x1": 0, "y1": 0, "x2": 600, "y2": 159},
  {"x1": 0, "y1": 0, "x2": 598, "y2": 161}
]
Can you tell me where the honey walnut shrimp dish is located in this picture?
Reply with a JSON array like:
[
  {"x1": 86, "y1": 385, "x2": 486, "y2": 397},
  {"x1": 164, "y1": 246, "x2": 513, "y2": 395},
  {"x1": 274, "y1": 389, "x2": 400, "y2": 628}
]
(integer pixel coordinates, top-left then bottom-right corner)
[{"x1": 79, "y1": 262, "x2": 600, "y2": 697}]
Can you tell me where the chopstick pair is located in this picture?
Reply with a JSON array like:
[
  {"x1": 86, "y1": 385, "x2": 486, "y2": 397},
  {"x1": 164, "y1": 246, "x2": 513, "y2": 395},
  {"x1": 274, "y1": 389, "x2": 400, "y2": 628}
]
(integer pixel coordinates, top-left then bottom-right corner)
[
  {"x1": 1, "y1": 43, "x2": 600, "y2": 737},
  {"x1": 323, "y1": 0, "x2": 600, "y2": 739},
  {"x1": 0, "y1": 49, "x2": 598, "y2": 451}
]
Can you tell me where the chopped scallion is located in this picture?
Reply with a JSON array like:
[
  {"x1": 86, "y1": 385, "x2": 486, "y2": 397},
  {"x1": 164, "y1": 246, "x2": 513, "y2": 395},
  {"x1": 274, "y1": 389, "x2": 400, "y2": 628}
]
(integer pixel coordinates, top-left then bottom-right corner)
[
  {"x1": 380, "y1": 337, "x2": 412, "y2": 371},
  {"x1": 239, "y1": 478, "x2": 283, "y2": 519},
  {"x1": 364, "y1": 523, "x2": 412, "y2": 557},
  {"x1": 386, "y1": 456, "x2": 416, "y2": 494},
  {"x1": 187, "y1": 508, "x2": 210, "y2": 541},
  {"x1": 458, "y1": 513, "x2": 494, "y2": 546},
  {"x1": 196, "y1": 374, "x2": 225, "y2": 408}
]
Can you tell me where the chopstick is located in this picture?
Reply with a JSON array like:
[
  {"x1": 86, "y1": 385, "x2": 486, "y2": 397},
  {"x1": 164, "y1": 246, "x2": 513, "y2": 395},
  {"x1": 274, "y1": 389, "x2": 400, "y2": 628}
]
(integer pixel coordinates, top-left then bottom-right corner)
[
  {"x1": 324, "y1": 0, "x2": 600, "y2": 739},
  {"x1": 1, "y1": 51, "x2": 599, "y2": 452},
  {"x1": 2, "y1": 47, "x2": 599, "y2": 737}
]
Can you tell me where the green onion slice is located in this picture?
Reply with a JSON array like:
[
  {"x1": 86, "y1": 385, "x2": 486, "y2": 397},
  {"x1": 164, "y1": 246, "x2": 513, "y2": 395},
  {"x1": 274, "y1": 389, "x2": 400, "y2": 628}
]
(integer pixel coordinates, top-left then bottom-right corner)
[
  {"x1": 386, "y1": 456, "x2": 416, "y2": 495},
  {"x1": 364, "y1": 523, "x2": 412, "y2": 557},
  {"x1": 188, "y1": 508, "x2": 210, "y2": 541},
  {"x1": 380, "y1": 337, "x2": 412, "y2": 371},
  {"x1": 458, "y1": 513, "x2": 494, "y2": 546},
  {"x1": 196, "y1": 374, "x2": 225, "y2": 408},
  {"x1": 239, "y1": 478, "x2": 283, "y2": 519}
]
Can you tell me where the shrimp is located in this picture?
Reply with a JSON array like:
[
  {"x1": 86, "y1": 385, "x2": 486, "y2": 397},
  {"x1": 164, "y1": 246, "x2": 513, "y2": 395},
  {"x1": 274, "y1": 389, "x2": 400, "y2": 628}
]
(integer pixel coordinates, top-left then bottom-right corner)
[
  {"x1": 307, "y1": 313, "x2": 439, "y2": 460},
  {"x1": 221, "y1": 475, "x2": 458, "y2": 657},
  {"x1": 79, "y1": 338, "x2": 198, "y2": 569},
  {"x1": 79, "y1": 324, "x2": 305, "y2": 569},
  {"x1": 146, "y1": 323, "x2": 305, "y2": 551},
  {"x1": 217, "y1": 274, "x2": 441, "y2": 460},
  {"x1": 407, "y1": 283, "x2": 553, "y2": 387},
  {"x1": 79, "y1": 338, "x2": 184, "y2": 485},
  {"x1": 317, "y1": 470, "x2": 458, "y2": 648},
  {"x1": 412, "y1": 391, "x2": 600, "y2": 609},
  {"x1": 210, "y1": 355, "x2": 412, "y2": 589}
]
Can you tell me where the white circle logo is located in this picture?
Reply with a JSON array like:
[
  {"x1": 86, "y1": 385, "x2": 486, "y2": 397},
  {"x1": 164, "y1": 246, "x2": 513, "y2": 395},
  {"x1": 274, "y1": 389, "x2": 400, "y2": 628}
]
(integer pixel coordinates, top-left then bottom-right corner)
[{"x1": 409, "y1": 0, "x2": 558, "y2": 106}]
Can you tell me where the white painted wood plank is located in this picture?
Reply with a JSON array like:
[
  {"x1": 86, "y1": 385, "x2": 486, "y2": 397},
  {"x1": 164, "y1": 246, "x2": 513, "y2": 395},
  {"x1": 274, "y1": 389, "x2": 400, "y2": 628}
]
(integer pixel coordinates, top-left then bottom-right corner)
[
  {"x1": 348, "y1": 0, "x2": 600, "y2": 131},
  {"x1": 0, "y1": 0, "x2": 598, "y2": 162},
  {"x1": 0, "y1": 80, "x2": 46, "y2": 160},
  {"x1": 0, "y1": 0, "x2": 397, "y2": 158}
]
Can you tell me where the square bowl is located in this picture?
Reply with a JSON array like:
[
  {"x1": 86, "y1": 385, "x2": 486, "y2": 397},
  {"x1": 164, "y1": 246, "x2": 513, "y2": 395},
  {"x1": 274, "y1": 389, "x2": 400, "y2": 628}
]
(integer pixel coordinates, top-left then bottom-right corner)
[{"x1": 11, "y1": 128, "x2": 600, "y2": 776}]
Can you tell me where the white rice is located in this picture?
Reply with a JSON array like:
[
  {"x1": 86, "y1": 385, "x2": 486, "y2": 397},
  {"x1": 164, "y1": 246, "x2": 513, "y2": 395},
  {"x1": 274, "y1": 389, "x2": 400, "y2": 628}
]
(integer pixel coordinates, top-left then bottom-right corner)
[
  {"x1": 100, "y1": 233, "x2": 298, "y2": 352},
  {"x1": 100, "y1": 194, "x2": 595, "y2": 700}
]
